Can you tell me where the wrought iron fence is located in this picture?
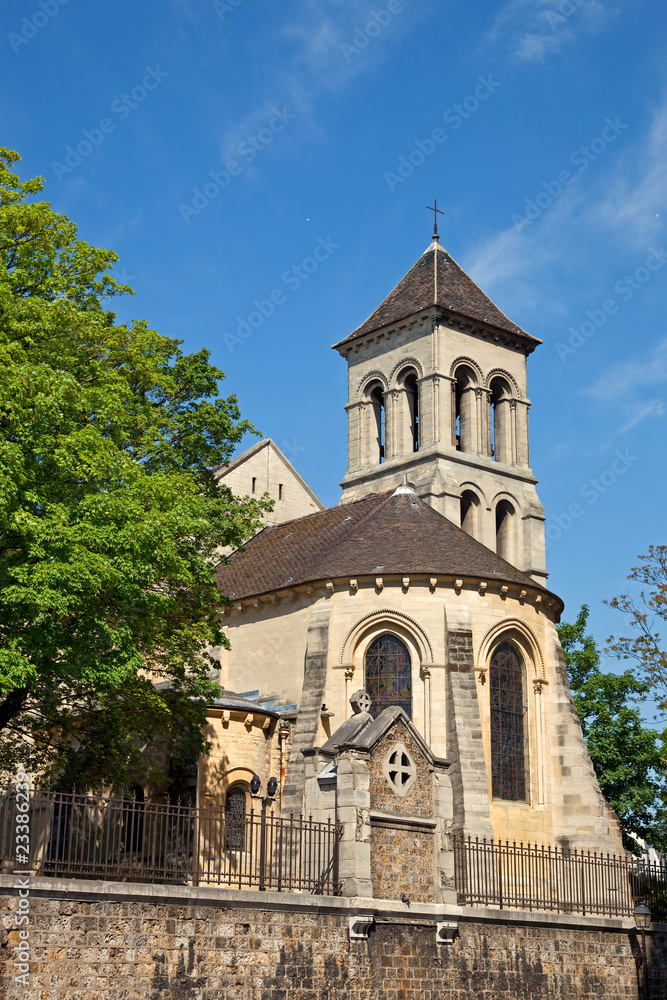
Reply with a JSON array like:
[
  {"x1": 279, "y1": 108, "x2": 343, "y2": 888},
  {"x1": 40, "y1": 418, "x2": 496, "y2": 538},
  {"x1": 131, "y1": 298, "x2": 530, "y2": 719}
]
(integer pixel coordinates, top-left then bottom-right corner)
[
  {"x1": 0, "y1": 788, "x2": 341, "y2": 895},
  {"x1": 454, "y1": 836, "x2": 667, "y2": 919}
]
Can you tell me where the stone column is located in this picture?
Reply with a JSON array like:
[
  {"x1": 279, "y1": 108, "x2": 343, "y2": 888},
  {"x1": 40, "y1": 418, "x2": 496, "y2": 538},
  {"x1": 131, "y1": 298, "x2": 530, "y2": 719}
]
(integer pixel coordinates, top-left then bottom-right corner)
[
  {"x1": 459, "y1": 386, "x2": 476, "y2": 454},
  {"x1": 421, "y1": 665, "x2": 432, "y2": 745},
  {"x1": 475, "y1": 388, "x2": 491, "y2": 455},
  {"x1": 533, "y1": 678, "x2": 547, "y2": 807},
  {"x1": 336, "y1": 747, "x2": 373, "y2": 897},
  {"x1": 385, "y1": 388, "x2": 402, "y2": 460},
  {"x1": 514, "y1": 399, "x2": 531, "y2": 468},
  {"x1": 493, "y1": 397, "x2": 512, "y2": 464},
  {"x1": 344, "y1": 401, "x2": 364, "y2": 473}
]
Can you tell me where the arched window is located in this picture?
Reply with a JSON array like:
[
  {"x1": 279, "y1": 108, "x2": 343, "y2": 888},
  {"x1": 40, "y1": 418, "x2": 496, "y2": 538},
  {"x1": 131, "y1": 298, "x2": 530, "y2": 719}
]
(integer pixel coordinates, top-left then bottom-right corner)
[
  {"x1": 489, "y1": 641, "x2": 527, "y2": 801},
  {"x1": 370, "y1": 384, "x2": 385, "y2": 464},
  {"x1": 404, "y1": 372, "x2": 419, "y2": 452},
  {"x1": 460, "y1": 490, "x2": 480, "y2": 539},
  {"x1": 224, "y1": 786, "x2": 247, "y2": 851},
  {"x1": 496, "y1": 500, "x2": 515, "y2": 562},
  {"x1": 365, "y1": 634, "x2": 412, "y2": 717}
]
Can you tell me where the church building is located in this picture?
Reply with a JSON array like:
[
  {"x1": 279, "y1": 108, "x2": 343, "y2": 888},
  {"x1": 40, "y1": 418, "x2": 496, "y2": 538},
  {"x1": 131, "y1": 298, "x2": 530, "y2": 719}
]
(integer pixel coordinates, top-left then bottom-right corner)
[{"x1": 212, "y1": 225, "x2": 623, "y2": 858}]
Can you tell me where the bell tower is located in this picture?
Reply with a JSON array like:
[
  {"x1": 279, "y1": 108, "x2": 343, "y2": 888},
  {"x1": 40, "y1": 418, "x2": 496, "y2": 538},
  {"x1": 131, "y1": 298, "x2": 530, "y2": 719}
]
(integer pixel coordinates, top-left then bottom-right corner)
[{"x1": 333, "y1": 227, "x2": 548, "y2": 587}]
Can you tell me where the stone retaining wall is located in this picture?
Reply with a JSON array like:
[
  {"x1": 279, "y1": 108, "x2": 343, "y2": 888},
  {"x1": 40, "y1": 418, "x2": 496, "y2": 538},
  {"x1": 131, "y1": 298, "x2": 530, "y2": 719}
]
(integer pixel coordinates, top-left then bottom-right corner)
[{"x1": 1, "y1": 877, "x2": 666, "y2": 999}]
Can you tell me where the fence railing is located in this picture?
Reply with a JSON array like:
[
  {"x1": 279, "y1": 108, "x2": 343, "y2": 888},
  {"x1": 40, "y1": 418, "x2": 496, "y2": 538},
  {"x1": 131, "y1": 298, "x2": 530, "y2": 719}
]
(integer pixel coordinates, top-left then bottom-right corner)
[
  {"x1": 454, "y1": 836, "x2": 667, "y2": 919},
  {"x1": 0, "y1": 788, "x2": 341, "y2": 895}
]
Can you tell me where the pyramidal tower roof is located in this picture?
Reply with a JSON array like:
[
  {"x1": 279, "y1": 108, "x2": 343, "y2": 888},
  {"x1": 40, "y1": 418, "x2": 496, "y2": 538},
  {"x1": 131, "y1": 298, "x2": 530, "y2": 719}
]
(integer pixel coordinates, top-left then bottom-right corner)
[{"x1": 334, "y1": 238, "x2": 540, "y2": 350}]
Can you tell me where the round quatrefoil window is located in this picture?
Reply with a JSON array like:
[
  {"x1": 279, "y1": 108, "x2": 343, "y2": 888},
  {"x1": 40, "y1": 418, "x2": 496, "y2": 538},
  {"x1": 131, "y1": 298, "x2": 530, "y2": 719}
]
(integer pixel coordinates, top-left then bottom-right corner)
[{"x1": 382, "y1": 742, "x2": 416, "y2": 797}]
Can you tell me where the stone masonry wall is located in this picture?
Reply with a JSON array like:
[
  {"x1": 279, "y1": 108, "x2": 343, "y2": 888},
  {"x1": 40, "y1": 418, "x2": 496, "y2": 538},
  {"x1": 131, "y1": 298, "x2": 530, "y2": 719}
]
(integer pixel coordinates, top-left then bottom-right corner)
[
  {"x1": 366, "y1": 719, "x2": 437, "y2": 903},
  {"x1": 370, "y1": 823, "x2": 436, "y2": 903},
  {"x1": 2, "y1": 881, "x2": 667, "y2": 1000}
]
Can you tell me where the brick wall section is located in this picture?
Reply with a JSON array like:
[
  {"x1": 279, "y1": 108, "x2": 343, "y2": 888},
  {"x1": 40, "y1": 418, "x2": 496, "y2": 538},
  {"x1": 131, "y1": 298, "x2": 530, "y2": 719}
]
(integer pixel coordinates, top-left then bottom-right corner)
[{"x1": 2, "y1": 891, "x2": 667, "y2": 1000}]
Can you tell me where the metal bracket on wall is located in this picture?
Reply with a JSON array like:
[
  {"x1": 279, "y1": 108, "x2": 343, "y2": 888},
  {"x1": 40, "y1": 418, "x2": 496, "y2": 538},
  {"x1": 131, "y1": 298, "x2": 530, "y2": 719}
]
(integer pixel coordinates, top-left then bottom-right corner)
[
  {"x1": 436, "y1": 921, "x2": 458, "y2": 946},
  {"x1": 348, "y1": 915, "x2": 374, "y2": 941}
]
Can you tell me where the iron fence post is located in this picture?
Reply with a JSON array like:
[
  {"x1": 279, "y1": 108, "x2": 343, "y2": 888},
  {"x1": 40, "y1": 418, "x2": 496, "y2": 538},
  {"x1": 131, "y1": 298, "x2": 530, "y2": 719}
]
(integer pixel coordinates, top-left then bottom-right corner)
[{"x1": 258, "y1": 798, "x2": 268, "y2": 892}]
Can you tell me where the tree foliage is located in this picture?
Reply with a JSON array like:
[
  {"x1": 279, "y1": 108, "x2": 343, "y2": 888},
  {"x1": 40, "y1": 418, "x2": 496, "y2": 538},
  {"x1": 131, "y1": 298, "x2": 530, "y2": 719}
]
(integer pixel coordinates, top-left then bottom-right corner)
[
  {"x1": 557, "y1": 605, "x2": 667, "y2": 853},
  {"x1": 0, "y1": 149, "x2": 271, "y2": 790},
  {"x1": 606, "y1": 545, "x2": 667, "y2": 714}
]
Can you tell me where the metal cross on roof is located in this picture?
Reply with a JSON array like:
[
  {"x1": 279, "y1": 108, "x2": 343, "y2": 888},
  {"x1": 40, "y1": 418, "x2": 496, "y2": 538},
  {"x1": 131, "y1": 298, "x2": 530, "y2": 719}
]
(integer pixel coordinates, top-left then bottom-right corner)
[{"x1": 427, "y1": 199, "x2": 444, "y2": 241}]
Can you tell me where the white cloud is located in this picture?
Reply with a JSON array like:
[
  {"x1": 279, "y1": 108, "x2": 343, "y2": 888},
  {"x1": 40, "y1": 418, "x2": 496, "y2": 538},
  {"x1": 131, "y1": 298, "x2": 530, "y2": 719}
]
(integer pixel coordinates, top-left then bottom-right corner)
[
  {"x1": 483, "y1": 0, "x2": 632, "y2": 63},
  {"x1": 585, "y1": 338, "x2": 666, "y2": 434},
  {"x1": 463, "y1": 95, "x2": 667, "y2": 301},
  {"x1": 588, "y1": 338, "x2": 667, "y2": 400},
  {"x1": 618, "y1": 399, "x2": 665, "y2": 432},
  {"x1": 590, "y1": 101, "x2": 667, "y2": 247},
  {"x1": 216, "y1": 0, "x2": 435, "y2": 162}
]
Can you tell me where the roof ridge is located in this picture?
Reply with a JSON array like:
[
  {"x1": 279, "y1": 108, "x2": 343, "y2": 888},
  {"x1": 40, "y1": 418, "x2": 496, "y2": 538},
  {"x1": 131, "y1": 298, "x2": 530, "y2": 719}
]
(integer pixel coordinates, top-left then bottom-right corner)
[
  {"x1": 334, "y1": 240, "x2": 540, "y2": 348},
  {"x1": 338, "y1": 247, "x2": 435, "y2": 344},
  {"x1": 434, "y1": 247, "x2": 522, "y2": 334}
]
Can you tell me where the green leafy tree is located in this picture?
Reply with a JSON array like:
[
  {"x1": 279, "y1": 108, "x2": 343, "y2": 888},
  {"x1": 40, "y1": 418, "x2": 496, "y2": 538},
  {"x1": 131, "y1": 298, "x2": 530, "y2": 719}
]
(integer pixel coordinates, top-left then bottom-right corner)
[
  {"x1": 557, "y1": 605, "x2": 667, "y2": 853},
  {"x1": 0, "y1": 149, "x2": 271, "y2": 790},
  {"x1": 606, "y1": 545, "x2": 667, "y2": 713}
]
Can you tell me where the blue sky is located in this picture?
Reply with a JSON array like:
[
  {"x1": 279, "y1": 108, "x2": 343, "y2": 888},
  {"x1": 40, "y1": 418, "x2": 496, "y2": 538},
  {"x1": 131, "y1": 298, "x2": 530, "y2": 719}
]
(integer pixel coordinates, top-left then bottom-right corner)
[{"x1": 2, "y1": 0, "x2": 666, "y2": 674}]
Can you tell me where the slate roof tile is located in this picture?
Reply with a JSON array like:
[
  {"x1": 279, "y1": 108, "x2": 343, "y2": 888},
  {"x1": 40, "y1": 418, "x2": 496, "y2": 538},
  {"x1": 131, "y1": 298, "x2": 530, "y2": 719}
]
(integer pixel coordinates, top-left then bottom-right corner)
[
  {"x1": 216, "y1": 490, "x2": 556, "y2": 602},
  {"x1": 333, "y1": 241, "x2": 540, "y2": 348}
]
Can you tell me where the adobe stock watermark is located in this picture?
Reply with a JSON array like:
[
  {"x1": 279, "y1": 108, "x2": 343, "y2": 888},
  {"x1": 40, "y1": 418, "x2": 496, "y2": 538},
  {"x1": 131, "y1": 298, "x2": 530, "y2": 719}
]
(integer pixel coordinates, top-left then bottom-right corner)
[
  {"x1": 556, "y1": 246, "x2": 667, "y2": 362},
  {"x1": 545, "y1": 449, "x2": 638, "y2": 549},
  {"x1": 223, "y1": 236, "x2": 340, "y2": 352},
  {"x1": 213, "y1": 0, "x2": 244, "y2": 20},
  {"x1": 340, "y1": 0, "x2": 412, "y2": 62},
  {"x1": 543, "y1": 0, "x2": 587, "y2": 31},
  {"x1": 383, "y1": 76, "x2": 501, "y2": 191},
  {"x1": 52, "y1": 66, "x2": 169, "y2": 181},
  {"x1": 8, "y1": 0, "x2": 71, "y2": 54},
  {"x1": 179, "y1": 107, "x2": 296, "y2": 224},
  {"x1": 281, "y1": 439, "x2": 307, "y2": 462},
  {"x1": 512, "y1": 117, "x2": 628, "y2": 231},
  {"x1": 13, "y1": 770, "x2": 32, "y2": 988}
]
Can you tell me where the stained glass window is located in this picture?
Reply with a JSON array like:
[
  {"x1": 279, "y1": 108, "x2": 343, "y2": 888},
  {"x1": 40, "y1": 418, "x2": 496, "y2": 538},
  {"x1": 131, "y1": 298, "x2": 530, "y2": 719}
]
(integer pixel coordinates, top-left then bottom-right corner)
[
  {"x1": 365, "y1": 634, "x2": 412, "y2": 717},
  {"x1": 224, "y1": 786, "x2": 246, "y2": 851},
  {"x1": 490, "y1": 641, "x2": 527, "y2": 801}
]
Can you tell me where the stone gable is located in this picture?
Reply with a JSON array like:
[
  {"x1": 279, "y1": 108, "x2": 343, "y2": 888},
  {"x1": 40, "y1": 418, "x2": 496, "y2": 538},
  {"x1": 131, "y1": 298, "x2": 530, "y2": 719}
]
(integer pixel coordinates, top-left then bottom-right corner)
[{"x1": 367, "y1": 720, "x2": 434, "y2": 818}]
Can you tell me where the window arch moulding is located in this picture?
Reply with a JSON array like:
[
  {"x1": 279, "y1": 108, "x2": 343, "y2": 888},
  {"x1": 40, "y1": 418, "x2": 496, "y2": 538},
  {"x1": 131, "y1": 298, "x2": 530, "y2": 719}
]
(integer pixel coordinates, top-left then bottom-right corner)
[
  {"x1": 475, "y1": 618, "x2": 545, "y2": 686},
  {"x1": 355, "y1": 370, "x2": 390, "y2": 402},
  {"x1": 338, "y1": 610, "x2": 438, "y2": 740},
  {"x1": 449, "y1": 356, "x2": 483, "y2": 384},
  {"x1": 485, "y1": 367, "x2": 520, "y2": 397},
  {"x1": 216, "y1": 766, "x2": 256, "y2": 797},
  {"x1": 459, "y1": 482, "x2": 488, "y2": 507},
  {"x1": 491, "y1": 490, "x2": 523, "y2": 515},
  {"x1": 389, "y1": 356, "x2": 424, "y2": 386},
  {"x1": 339, "y1": 609, "x2": 434, "y2": 667}
]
